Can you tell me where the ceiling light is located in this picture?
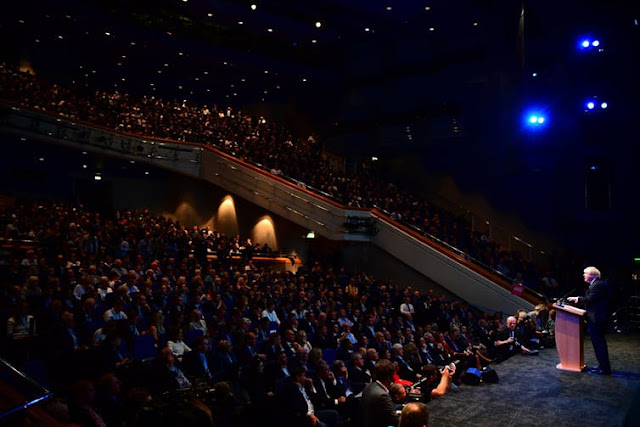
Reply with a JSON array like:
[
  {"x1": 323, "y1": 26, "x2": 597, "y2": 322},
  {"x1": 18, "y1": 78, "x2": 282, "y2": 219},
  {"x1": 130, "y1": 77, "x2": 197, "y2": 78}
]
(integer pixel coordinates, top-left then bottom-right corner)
[
  {"x1": 473, "y1": 22, "x2": 478, "y2": 26},
  {"x1": 386, "y1": 6, "x2": 392, "y2": 11},
  {"x1": 267, "y1": 28, "x2": 273, "y2": 32},
  {"x1": 208, "y1": 13, "x2": 213, "y2": 18},
  {"x1": 315, "y1": 21, "x2": 322, "y2": 28},
  {"x1": 425, "y1": 6, "x2": 431, "y2": 11},
  {"x1": 238, "y1": 21, "x2": 244, "y2": 25},
  {"x1": 365, "y1": 27, "x2": 370, "y2": 32},
  {"x1": 312, "y1": 39, "x2": 317, "y2": 44},
  {"x1": 251, "y1": 4, "x2": 257, "y2": 11},
  {"x1": 429, "y1": 27, "x2": 435, "y2": 32}
]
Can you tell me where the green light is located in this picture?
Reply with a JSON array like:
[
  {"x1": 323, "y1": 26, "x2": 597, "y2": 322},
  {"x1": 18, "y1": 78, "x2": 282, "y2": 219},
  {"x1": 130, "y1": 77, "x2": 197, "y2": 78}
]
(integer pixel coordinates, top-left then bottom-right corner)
[{"x1": 634, "y1": 258, "x2": 640, "y2": 263}]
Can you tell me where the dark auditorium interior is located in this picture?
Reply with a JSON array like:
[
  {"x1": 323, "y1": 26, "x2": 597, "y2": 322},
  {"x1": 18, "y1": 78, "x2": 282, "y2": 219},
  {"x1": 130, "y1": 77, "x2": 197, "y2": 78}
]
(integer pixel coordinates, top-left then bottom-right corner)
[{"x1": 1, "y1": 1, "x2": 640, "y2": 426}]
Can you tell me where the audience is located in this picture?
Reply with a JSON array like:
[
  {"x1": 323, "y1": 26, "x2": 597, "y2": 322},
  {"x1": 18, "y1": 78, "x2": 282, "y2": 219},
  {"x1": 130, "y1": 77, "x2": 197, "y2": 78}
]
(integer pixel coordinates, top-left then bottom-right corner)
[
  {"x1": 0, "y1": 192, "x2": 557, "y2": 424},
  {"x1": 0, "y1": 62, "x2": 581, "y2": 299}
]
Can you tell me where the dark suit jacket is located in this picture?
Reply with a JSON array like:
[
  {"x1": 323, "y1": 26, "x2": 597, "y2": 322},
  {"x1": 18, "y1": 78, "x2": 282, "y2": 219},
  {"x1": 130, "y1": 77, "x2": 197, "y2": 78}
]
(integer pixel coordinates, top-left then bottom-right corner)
[
  {"x1": 311, "y1": 375, "x2": 341, "y2": 410},
  {"x1": 579, "y1": 278, "x2": 610, "y2": 324},
  {"x1": 275, "y1": 377, "x2": 314, "y2": 427},
  {"x1": 182, "y1": 350, "x2": 214, "y2": 380},
  {"x1": 361, "y1": 381, "x2": 398, "y2": 427},
  {"x1": 348, "y1": 366, "x2": 372, "y2": 394}
]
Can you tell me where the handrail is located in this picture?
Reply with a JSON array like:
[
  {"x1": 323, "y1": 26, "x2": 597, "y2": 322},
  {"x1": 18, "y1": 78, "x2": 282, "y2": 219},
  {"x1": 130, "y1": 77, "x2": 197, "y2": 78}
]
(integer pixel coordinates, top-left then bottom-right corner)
[
  {"x1": 0, "y1": 356, "x2": 54, "y2": 420},
  {"x1": 0, "y1": 101, "x2": 545, "y2": 304}
]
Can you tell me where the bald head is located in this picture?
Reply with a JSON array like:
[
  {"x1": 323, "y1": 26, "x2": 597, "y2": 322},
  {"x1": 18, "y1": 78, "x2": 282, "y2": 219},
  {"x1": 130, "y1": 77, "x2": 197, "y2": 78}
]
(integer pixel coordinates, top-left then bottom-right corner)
[{"x1": 399, "y1": 402, "x2": 429, "y2": 427}]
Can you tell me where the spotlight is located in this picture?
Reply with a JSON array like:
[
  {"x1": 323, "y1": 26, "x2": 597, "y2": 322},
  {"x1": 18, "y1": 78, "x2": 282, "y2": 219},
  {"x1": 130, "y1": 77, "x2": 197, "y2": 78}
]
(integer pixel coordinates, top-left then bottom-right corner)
[
  {"x1": 586, "y1": 102, "x2": 595, "y2": 110},
  {"x1": 592, "y1": 40, "x2": 600, "y2": 47},
  {"x1": 581, "y1": 40, "x2": 590, "y2": 48},
  {"x1": 600, "y1": 102, "x2": 608, "y2": 109},
  {"x1": 523, "y1": 109, "x2": 548, "y2": 130}
]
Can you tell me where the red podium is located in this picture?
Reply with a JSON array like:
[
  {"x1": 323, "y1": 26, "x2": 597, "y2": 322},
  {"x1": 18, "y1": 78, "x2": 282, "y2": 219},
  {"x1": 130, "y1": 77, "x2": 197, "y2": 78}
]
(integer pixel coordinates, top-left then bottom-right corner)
[{"x1": 553, "y1": 303, "x2": 586, "y2": 372}]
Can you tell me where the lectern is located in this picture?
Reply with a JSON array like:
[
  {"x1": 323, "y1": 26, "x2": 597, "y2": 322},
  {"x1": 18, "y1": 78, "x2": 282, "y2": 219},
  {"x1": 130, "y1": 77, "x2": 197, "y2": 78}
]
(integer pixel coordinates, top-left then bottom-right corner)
[{"x1": 553, "y1": 303, "x2": 586, "y2": 372}]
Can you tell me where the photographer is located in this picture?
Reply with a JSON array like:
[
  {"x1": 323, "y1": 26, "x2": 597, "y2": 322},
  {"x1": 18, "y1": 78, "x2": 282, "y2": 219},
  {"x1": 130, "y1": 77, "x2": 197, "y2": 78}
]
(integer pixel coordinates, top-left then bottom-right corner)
[{"x1": 418, "y1": 364, "x2": 454, "y2": 403}]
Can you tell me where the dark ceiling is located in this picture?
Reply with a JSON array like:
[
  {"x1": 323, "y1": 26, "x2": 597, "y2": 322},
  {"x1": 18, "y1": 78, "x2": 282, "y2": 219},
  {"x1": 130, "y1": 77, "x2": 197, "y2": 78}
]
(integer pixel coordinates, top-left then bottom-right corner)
[{"x1": 0, "y1": 1, "x2": 515, "y2": 129}]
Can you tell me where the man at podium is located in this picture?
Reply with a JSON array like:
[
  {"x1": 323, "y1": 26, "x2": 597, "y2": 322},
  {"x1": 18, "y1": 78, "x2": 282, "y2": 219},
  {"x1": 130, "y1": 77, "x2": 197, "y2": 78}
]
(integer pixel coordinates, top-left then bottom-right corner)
[{"x1": 567, "y1": 266, "x2": 611, "y2": 375}]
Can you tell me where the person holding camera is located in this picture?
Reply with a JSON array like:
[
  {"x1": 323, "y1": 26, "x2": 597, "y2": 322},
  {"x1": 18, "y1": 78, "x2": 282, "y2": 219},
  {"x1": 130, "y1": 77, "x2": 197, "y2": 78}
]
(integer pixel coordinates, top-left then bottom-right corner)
[{"x1": 418, "y1": 364, "x2": 454, "y2": 403}]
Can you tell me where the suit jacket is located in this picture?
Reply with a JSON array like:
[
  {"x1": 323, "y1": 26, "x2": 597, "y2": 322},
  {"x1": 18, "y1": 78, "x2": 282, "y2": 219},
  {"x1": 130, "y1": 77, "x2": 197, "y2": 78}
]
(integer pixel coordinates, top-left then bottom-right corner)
[
  {"x1": 361, "y1": 381, "x2": 398, "y2": 427},
  {"x1": 348, "y1": 366, "x2": 372, "y2": 394},
  {"x1": 579, "y1": 278, "x2": 610, "y2": 324},
  {"x1": 311, "y1": 375, "x2": 341, "y2": 410},
  {"x1": 275, "y1": 377, "x2": 315, "y2": 427},
  {"x1": 182, "y1": 350, "x2": 214, "y2": 380}
]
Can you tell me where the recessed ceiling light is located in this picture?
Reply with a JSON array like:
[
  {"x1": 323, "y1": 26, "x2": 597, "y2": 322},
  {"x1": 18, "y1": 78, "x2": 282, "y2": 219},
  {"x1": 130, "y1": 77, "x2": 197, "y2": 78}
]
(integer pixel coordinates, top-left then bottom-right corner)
[
  {"x1": 387, "y1": 6, "x2": 392, "y2": 11},
  {"x1": 208, "y1": 13, "x2": 213, "y2": 18},
  {"x1": 315, "y1": 21, "x2": 322, "y2": 28},
  {"x1": 473, "y1": 22, "x2": 478, "y2": 26},
  {"x1": 365, "y1": 27, "x2": 370, "y2": 32},
  {"x1": 267, "y1": 28, "x2": 273, "y2": 32},
  {"x1": 425, "y1": 7, "x2": 431, "y2": 11},
  {"x1": 312, "y1": 39, "x2": 317, "y2": 44},
  {"x1": 251, "y1": 4, "x2": 257, "y2": 11},
  {"x1": 238, "y1": 21, "x2": 244, "y2": 25},
  {"x1": 429, "y1": 27, "x2": 435, "y2": 32}
]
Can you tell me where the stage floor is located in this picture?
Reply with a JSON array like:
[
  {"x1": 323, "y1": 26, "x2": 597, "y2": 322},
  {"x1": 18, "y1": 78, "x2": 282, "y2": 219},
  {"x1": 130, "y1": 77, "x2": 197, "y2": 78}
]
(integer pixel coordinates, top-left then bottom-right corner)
[{"x1": 428, "y1": 332, "x2": 640, "y2": 427}]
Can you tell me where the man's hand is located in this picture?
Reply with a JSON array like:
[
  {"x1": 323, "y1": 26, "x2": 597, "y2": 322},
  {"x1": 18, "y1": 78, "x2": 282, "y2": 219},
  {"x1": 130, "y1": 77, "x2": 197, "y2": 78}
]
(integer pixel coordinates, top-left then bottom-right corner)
[
  {"x1": 567, "y1": 297, "x2": 579, "y2": 303},
  {"x1": 337, "y1": 396, "x2": 346, "y2": 404},
  {"x1": 309, "y1": 414, "x2": 320, "y2": 426}
]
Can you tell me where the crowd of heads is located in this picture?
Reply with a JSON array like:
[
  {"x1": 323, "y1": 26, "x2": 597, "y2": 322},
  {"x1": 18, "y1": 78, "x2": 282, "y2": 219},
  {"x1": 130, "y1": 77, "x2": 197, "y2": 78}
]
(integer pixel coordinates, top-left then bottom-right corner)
[
  {"x1": 0, "y1": 197, "x2": 555, "y2": 426},
  {"x1": 0, "y1": 62, "x2": 578, "y2": 299}
]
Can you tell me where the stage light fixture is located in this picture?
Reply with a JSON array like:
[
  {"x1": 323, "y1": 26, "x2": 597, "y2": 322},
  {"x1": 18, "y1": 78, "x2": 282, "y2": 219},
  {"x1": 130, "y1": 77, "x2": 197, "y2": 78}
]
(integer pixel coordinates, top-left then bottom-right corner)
[
  {"x1": 523, "y1": 109, "x2": 548, "y2": 131},
  {"x1": 600, "y1": 102, "x2": 608, "y2": 109},
  {"x1": 586, "y1": 102, "x2": 595, "y2": 110},
  {"x1": 581, "y1": 40, "x2": 590, "y2": 48},
  {"x1": 592, "y1": 40, "x2": 600, "y2": 47}
]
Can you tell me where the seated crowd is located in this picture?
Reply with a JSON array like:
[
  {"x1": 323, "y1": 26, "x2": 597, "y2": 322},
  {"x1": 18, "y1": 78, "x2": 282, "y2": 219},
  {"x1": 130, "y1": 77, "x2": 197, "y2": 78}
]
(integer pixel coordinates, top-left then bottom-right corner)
[
  {"x1": 0, "y1": 199, "x2": 554, "y2": 426},
  {"x1": 0, "y1": 62, "x2": 574, "y2": 299}
]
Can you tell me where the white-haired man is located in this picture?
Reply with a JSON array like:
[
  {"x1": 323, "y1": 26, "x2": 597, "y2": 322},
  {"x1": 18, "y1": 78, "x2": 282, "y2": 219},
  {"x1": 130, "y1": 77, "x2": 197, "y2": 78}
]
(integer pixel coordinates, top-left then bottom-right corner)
[{"x1": 568, "y1": 266, "x2": 611, "y2": 375}]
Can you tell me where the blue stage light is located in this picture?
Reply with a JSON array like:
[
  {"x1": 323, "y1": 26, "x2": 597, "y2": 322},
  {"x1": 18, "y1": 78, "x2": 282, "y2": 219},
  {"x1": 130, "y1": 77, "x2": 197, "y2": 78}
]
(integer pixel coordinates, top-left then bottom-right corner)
[
  {"x1": 600, "y1": 102, "x2": 608, "y2": 109},
  {"x1": 524, "y1": 110, "x2": 547, "y2": 130},
  {"x1": 592, "y1": 40, "x2": 600, "y2": 47},
  {"x1": 586, "y1": 102, "x2": 595, "y2": 110},
  {"x1": 581, "y1": 40, "x2": 590, "y2": 48}
]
